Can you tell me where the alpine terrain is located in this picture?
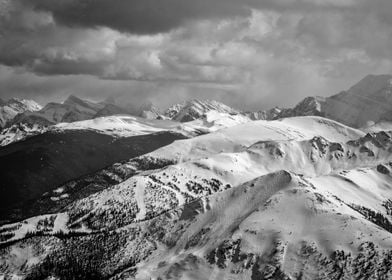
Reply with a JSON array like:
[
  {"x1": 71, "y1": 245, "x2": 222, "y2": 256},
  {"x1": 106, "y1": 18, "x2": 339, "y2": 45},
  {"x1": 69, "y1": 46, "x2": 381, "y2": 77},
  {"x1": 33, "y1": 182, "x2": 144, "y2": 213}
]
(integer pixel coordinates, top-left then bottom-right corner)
[{"x1": 1, "y1": 75, "x2": 392, "y2": 279}]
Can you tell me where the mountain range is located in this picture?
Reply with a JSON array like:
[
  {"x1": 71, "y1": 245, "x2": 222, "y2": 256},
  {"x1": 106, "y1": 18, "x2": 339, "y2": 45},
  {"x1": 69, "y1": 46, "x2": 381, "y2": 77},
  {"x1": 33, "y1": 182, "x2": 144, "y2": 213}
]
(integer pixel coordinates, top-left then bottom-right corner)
[
  {"x1": 1, "y1": 75, "x2": 392, "y2": 279},
  {"x1": 3, "y1": 74, "x2": 392, "y2": 134}
]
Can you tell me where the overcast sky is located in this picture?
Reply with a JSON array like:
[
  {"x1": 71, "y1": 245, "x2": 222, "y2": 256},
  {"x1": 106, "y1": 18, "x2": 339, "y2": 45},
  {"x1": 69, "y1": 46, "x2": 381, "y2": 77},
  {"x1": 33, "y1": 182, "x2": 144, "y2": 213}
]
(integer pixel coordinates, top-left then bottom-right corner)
[{"x1": 1, "y1": 0, "x2": 392, "y2": 109}]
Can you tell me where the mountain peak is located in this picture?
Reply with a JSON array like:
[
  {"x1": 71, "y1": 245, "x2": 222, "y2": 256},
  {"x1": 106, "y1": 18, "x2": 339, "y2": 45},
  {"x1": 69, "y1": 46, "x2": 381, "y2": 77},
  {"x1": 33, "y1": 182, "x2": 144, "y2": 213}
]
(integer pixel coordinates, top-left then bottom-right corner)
[
  {"x1": 63, "y1": 94, "x2": 86, "y2": 105},
  {"x1": 164, "y1": 99, "x2": 238, "y2": 122},
  {"x1": 63, "y1": 95, "x2": 105, "y2": 113}
]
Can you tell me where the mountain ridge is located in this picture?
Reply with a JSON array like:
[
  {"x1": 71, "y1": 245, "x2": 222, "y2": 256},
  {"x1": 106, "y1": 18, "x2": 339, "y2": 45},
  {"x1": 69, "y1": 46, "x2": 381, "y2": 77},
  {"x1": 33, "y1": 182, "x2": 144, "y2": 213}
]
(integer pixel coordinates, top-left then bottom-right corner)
[
  {"x1": 256, "y1": 74, "x2": 392, "y2": 127},
  {"x1": 0, "y1": 98, "x2": 42, "y2": 128}
]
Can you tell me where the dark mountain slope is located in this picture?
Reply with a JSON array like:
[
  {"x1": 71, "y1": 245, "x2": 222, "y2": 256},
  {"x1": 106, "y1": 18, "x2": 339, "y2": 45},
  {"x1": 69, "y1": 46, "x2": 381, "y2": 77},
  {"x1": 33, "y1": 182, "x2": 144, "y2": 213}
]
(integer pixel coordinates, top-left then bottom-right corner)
[{"x1": 0, "y1": 130, "x2": 186, "y2": 223}]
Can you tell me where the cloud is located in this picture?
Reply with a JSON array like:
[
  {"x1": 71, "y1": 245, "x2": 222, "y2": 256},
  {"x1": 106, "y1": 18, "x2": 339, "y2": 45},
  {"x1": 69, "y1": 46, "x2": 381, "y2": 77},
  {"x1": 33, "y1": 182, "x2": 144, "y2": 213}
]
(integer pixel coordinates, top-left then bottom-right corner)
[
  {"x1": 19, "y1": 0, "x2": 254, "y2": 34},
  {"x1": 1, "y1": 0, "x2": 392, "y2": 110},
  {"x1": 16, "y1": 0, "x2": 368, "y2": 35}
]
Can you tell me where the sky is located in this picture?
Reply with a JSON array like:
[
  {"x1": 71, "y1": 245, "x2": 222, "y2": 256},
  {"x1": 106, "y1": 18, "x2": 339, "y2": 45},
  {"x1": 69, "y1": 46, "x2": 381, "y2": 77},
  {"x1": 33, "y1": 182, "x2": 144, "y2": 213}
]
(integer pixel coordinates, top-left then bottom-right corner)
[{"x1": 1, "y1": 0, "x2": 392, "y2": 110}]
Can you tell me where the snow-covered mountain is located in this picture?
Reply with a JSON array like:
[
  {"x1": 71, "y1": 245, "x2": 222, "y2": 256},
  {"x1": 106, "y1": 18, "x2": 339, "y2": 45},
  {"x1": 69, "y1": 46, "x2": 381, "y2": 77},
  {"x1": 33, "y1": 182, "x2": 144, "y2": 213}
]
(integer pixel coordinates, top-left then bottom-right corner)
[
  {"x1": 164, "y1": 99, "x2": 239, "y2": 122},
  {"x1": 0, "y1": 110, "x2": 253, "y2": 223},
  {"x1": 3, "y1": 76, "x2": 392, "y2": 279},
  {"x1": 0, "y1": 95, "x2": 134, "y2": 145},
  {"x1": 0, "y1": 98, "x2": 42, "y2": 128},
  {"x1": 0, "y1": 110, "x2": 251, "y2": 147},
  {"x1": 159, "y1": 74, "x2": 392, "y2": 127},
  {"x1": 3, "y1": 114, "x2": 392, "y2": 279}
]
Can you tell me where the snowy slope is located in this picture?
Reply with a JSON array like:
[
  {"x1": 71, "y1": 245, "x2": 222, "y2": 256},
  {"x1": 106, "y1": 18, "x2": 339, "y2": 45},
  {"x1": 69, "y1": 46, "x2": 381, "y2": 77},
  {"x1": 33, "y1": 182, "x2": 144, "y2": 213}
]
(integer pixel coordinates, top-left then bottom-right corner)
[
  {"x1": 54, "y1": 115, "x2": 167, "y2": 137},
  {"x1": 2, "y1": 166, "x2": 392, "y2": 279},
  {"x1": 0, "y1": 110, "x2": 251, "y2": 147},
  {"x1": 146, "y1": 116, "x2": 364, "y2": 163},
  {"x1": 55, "y1": 111, "x2": 251, "y2": 137},
  {"x1": 0, "y1": 116, "x2": 366, "y2": 233},
  {"x1": 135, "y1": 168, "x2": 392, "y2": 279},
  {"x1": 1, "y1": 115, "x2": 392, "y2": 279}
]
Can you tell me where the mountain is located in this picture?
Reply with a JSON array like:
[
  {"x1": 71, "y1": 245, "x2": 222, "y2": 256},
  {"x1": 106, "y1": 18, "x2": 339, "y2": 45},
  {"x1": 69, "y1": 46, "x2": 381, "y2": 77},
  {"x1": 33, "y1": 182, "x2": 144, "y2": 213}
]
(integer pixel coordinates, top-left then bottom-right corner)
[
  {"x1": 94, "y1": 103, "x2": 131, "y2": 118},
  {"x1": 0, "y1": 128, "x2": 187, "y2": 224},
  {"x1": 0, "y1": 98, "x2": 42, "y2": 128},
  {"x1": 4, "y1": 77, "x2": 392, "y2": 278},
  {"x1": 243, "y1": 106, "x2": 283, "y2": 120},
  {"x1": 0, "y1": 110, "x2": 255, "y2": 223},
  {"x1": 0, "y1": 108, "x2": 251, "y2": 147},
  {"x1": 278, "y1": 96, "x2": 326, "y2": 119},
  {"x1": 11, "y1": 95, "x2": 128, "y2": 127},
  {"x1": 164, "y1": 99, "x2": 239, "y2": 122},
  {"x1": 325, "y1": 74, "x2": 392, "y2": 127},
  {"x1": 261, "y1": 74, "x2": 392, "y2": 128},
  {"x1": 137, "y1": 101, "x2": 163, "y2": 119},
  {"x1": 164, "y1": 102, "x2": 184, "y2": 119},
  {"x1": 150, "y1": 74, "x2": 392, "y2": 126},
  {"x1": 0, "y1": 112, "x2": 252, "y2": 224},
  {"x1": 4, "y1": 116, "x2": 392, "y2": 279}
]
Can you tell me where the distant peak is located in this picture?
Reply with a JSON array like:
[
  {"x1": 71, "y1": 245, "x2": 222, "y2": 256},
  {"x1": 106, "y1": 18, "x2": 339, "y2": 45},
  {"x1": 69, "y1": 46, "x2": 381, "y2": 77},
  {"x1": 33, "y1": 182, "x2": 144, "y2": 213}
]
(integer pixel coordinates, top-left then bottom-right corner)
[
  {"x1": 5, "y1": 97, "x2": 42, "y2": 109},
  {"x1": 183, "y1": 99, "x2": 236, "y2": 111},
  {"x1": 64, "y1": 94, "x2": 83, "y2": 103},
  {"x1": 164, "y1": 98, "x2": 238, "y2": 122},
  {"x1": 63, "y1": 95, "x2": 97, "y2": 108}
]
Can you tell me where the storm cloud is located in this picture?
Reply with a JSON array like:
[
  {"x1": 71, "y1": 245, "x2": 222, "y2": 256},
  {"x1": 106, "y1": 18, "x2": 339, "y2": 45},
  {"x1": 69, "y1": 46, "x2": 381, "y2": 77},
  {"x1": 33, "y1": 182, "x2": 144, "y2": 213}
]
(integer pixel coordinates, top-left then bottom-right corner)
[{"x1": 1, "y1": 0, "x2": 392, "y2": 109}]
